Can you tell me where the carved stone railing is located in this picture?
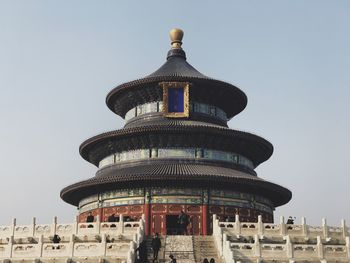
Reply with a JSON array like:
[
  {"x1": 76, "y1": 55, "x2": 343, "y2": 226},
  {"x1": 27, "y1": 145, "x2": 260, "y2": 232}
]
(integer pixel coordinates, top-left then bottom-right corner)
[
  {"x1": 212, "y1": 214, "x2": 350, "y2": 263},
  {"x1": 0, "y1": 214, "x2": 145, "y2": 263}
]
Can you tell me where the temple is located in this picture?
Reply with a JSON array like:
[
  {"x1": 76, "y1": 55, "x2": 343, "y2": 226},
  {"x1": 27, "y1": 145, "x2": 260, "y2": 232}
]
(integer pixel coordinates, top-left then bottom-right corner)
[
  {"x1": 60, "y1": 28, "x2": 291, "y2": 236},
  {"x1": 1, "y1": 29, "x2": 349, "y2": 263}
]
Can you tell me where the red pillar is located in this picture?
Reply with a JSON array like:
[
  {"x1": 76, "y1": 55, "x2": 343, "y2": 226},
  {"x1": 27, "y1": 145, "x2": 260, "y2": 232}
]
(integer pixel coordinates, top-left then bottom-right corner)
[
  {"x1": 144, "y1": 203, "x2": 151, "y2": 235},
  {"x1": 202, "y1": 204, "x2": 208, "y2": 235}
]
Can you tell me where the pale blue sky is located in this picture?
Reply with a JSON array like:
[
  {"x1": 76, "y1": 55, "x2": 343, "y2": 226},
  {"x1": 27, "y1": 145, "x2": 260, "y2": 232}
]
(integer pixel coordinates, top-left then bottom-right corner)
[{"x1": 0, "y1": 1, "x2": 349, "y2": 226}]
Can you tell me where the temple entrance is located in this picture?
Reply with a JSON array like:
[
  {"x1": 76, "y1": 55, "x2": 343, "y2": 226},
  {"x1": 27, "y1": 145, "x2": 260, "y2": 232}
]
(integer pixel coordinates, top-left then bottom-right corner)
[{"x1": 166, "y1": 215, "x2": 181, "y2": 235}]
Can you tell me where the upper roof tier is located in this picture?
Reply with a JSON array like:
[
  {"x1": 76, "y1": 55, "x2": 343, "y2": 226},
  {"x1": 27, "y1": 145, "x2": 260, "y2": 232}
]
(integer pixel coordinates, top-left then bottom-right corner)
[{"x1": 106, "y1": 29, "x2": 247, "y2": 120}]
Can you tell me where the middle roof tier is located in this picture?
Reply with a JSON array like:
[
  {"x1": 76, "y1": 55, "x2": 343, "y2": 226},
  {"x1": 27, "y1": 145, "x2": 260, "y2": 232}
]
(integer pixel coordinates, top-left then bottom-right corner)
[{"x1": 79, "y1": 120, "x2": 273, "y2": 169}]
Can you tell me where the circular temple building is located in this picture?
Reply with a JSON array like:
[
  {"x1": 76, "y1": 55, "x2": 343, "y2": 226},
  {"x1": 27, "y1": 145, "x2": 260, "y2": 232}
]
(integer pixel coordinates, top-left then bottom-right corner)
[{"x1": 60, "y1": 29, "x2": 292, "y2": 235}]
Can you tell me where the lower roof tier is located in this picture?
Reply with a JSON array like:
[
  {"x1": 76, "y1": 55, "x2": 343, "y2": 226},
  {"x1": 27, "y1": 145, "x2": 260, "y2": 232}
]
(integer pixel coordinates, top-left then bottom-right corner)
[
  {"x1": 60, "y1": 160, "x2": 291, "y2": 207},
  {"x1": 79, "y1": 120, "x2": 273, "y2": 168}
]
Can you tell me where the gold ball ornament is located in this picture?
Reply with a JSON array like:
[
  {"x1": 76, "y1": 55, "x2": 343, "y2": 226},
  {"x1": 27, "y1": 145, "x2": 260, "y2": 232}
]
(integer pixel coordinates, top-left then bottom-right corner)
[{"x1": 169, "y1": 28, "x2": 184, "y2": 48}]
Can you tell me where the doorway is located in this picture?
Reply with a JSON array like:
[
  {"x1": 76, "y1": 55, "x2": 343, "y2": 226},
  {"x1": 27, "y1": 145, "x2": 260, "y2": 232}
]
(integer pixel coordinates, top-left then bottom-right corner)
[{"x1": 166, "y1": 215, "x2": 180, "y2": 235}]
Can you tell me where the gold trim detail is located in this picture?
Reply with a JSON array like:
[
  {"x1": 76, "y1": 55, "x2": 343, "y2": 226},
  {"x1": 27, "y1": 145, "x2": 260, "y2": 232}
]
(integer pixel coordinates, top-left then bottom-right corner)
[{"x1": 161, "y1": 82, "x2": 190, "y2": 118}]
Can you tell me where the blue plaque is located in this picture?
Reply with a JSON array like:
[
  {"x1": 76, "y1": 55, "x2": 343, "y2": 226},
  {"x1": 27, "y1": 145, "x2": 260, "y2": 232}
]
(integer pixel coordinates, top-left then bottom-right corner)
[
  {"x1": 168, "y1": 88, "x2": 184, "y2": 113},
  {"x1": 161, "y1": 82, "x2": 190, "y2": 118}
]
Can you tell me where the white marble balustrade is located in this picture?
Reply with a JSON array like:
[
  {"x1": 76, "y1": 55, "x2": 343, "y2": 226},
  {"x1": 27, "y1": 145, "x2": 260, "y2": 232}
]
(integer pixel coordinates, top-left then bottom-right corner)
[
  {"x1": 213, "y1": 214, "x2": 350, "y2": 262},
  {"x1": 0, "y1": 215, "x2": 146, "y2": 263}
]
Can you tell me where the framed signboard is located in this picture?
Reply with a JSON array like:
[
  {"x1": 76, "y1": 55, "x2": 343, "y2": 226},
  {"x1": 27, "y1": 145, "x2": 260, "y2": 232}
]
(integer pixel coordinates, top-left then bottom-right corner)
[{"x1": 161, "y1": 82, "x2": 190, "y2": 118}]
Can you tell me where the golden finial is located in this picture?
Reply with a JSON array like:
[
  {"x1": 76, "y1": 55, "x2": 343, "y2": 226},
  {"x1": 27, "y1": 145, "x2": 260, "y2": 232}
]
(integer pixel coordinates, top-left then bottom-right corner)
[{"x1": 169, "y1": 28, "x2": 184, "y2": 49}]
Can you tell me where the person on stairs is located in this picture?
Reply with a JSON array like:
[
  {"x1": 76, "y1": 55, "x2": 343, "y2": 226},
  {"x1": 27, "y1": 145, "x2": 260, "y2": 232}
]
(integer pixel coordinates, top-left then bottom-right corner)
[
  {"x1": 152, "y1": 233, "x2": 161, "y2": 262},
  {"x1": 135, "y1": 240, "x2": 147, "y2": 263},
  {"x1": 169, "y1": 254, "x2": 176, "y2": 263}
]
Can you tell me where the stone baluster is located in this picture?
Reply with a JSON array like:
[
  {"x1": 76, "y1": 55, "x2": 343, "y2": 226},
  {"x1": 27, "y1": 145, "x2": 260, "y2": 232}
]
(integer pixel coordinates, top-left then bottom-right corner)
[
  {"x1": 139, "y1": 218, "x2": 144, "y2": 232},
  {"x1": 217, "y1": 227, "x2": 223, "y2": 256},
  {"x1": 137, "y1": 226, "x2": 143, "y2": 244},
  {"x1": 285, "y1": 235, "x2": 293, "y2": 259},
  {"x1": 127, "y1": 241, "x2": 135, "y2": 263},
  {"x1": 31, "y1": 217, "x2": 36, "y2": 237},
  {"x1": 101, "y1": 234, "x2": 107, "y2": 256},
  {"x1": 234, "y1": 214, "x2": 241, "y2": 235},
  {"x1": 279, "y1": 216, "x2": 286, "y2": 236},
  {"x1": 7, "y1": 235, "x2": 14, "y2": 258},
  {"x1": 119, "y1": 214, "x2": 124, "y2": 234},
  {"x1": 38, "y1": 235, "x2": 43, "y2": 257},
  {"x1": 341, "y1": 219, "x2": 348, "y2": 238},
  {"x1": 345, "y1": 236, "x2": 350, "y2": 258},
  {"x1": 11, "y1": 218, "x2": 16, "y2": 237},
  {"x1": 70, "y1": 234, "x2": 75, "y2": 257},
  {"x1": 254, "y1": 234, "x2": 261, "y2": 258},
  {"x1": 222, "y1": 233, "x2": 232, "y2": 262},
  {"x1": 51, "y1": 216, "x2": 57, "y2": 236},
  {"x1": 141, "y1": 214, "x2": 145, "y2": 227},
  {"x1": 213, "y1": 214, "x2": 217, "y2": 231},
  {"x1": 257, "y1": 215, "x2": 264, "y2": 236},
  {"x1": 317, "y1": 236, "x2": 324, "y2": 260},
  {"x1": 73, "y1": 215, "x2": 79, "y2": 235},
  {"x1": 301, "y1": 217, "x2": 308, "y2": 237},
  {"x1": 96, "y1": 215, "x2": 101, "y2": 234},
  {"x1": 322, "y1": 218, "x2": 328, "y2": 238}
]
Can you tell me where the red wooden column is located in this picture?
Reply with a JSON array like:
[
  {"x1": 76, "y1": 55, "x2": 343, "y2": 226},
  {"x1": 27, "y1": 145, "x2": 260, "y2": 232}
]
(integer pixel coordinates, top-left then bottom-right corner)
[
  {"x1": 202, "y1": 189, "x2": 209, "y2": 235},
  {"x1": 144, "y1": 189, "x2": 151, "y2": 235},
  {"x1": 202, "y1": 205, "x2": 208, "y2": 235}
]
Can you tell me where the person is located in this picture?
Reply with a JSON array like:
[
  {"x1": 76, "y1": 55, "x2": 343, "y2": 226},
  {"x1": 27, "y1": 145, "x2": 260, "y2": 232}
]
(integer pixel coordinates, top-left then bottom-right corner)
[
  {"x1": 169, "y1": 254, "x2": 176, "y2": 263},
  {"x1": 209, "y1": 258, "x2": 215, "y2": 263},
  {"x1": 52, "y1": 234, "x2": 61, "y2": 250},
  {"x1": 286, "y1": 216, "x2": 294, "y2": 224},
  {"x1": 86, "y1": 212, "x2": 94, "y2": 223},
  {"x1": 203, "y1": 259, "x2": 209, "y2": 263},
  {"x1": 178, "y1": 210, "x2": 190, "y2": 235},
  {"x1": 108, "y1": 213, "x2": 117, "y2": 222},
  {"x1": 151, "y1": 233, "x2": 161, "y2": 262},
  {"x1": 108, "y1": 213, "x2": 118, "y2": 227},
  {"x1": 135, "y1": 240, "x2": 147, "y2": 263},
  {"x1": 52, "y1": 234, "x2": 61, "y2": 244}
]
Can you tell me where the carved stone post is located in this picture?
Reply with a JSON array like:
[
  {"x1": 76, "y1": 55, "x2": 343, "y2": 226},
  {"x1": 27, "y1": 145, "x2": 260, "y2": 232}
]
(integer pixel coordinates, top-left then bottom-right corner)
[
  {"x1": 127, "y1": 241, "x2": 136, "y2": 263},
  {"x1": 301, "y1": 217, "x2": 307, "y2": 237},
  {"x1": 73, "y1": 215, "x2": 78, "y2": 235},
  {"x1": 217, "y1": 227, "x2": 223, "y2": 256},
  {"x1": 31, "y1": 217, "x2": 36, "y2": 237},
  {"x1": 70, "y1": 234, "x2": 75, "y2": 257},
  {"x1": 102, "y1": 234, "x2": 107, "y2": 256},
  {"x1": 285, "y1": 235, "x2": 293, "y2": 259},
  {"x1": 254, "y1": 234, "x2": 261, "y2": 258},
  {"x1": 345, "y1": 236, "x2": 350, "y2": 258},
  {"x1": 96, "y1": 215, "x2": 101, "y2": 234},
  {"x1": 341, "y1": 219, "x2": 347, "y2": 238},
  {"x1": 51, "y1": 216, "x2": 57, "y2": 236},
  {"x1": 317, "y1": 236, "x2": 324, "y2": 260},
  {"x1": 257, "y1": 215, "x2": 264, "y2": 236},
  {"x1": 234, "y1": 214, "x2": 241, "y2": 235},
  {"x1": 11, "y1": 218, "x2": 16, "y2": 237},
  {"x1": 322, "y1": 218, "x2": 328, "y2": 238},
  {"x1": 119, "y1": 214, "x2": 124, "y2": 234},
  {"x1": 38, "y1": 235, "x2": 43, "y2": 257},
  {"x1": 279, "y1": 216, "x2": 286, "y2": 236},
  {"x1": 7, "y1": 235, "x2": 14, "y2": 258}
]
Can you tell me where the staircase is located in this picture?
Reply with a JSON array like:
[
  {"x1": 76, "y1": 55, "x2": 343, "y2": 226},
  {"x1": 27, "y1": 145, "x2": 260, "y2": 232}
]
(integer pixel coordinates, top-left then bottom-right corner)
[
  {"x1": 193, "y1": 236, "x2": 223, "y2": 263},
  {"x1": 142, "y1": 235, "x2": 222, "y2": 263}
]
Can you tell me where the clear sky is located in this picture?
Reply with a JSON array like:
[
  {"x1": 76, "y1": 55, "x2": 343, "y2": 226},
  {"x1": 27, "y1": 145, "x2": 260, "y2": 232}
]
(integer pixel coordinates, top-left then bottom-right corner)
[{"x1": 0, "y1": 1, "x2": 349, "y2": 226}]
